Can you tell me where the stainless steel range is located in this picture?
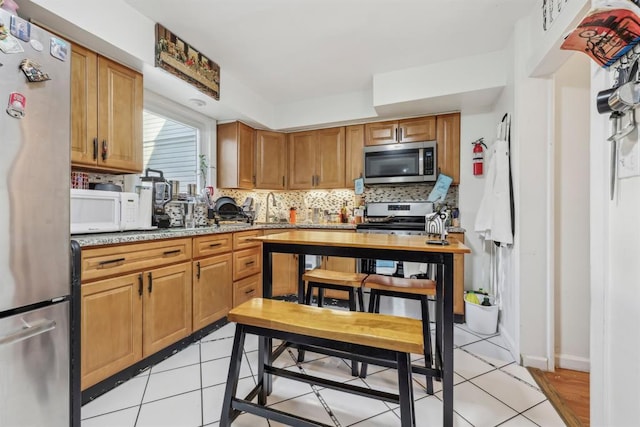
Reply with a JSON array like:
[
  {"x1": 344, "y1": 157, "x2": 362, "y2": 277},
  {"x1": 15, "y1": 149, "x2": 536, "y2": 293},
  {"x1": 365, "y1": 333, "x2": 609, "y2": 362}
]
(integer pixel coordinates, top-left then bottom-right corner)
[
  {"x1": 356, "y1": 201, "x2": 434, "y2": 235},
  {"x1": 356, "y1": 201, "x2": 434, "y2": 275}
]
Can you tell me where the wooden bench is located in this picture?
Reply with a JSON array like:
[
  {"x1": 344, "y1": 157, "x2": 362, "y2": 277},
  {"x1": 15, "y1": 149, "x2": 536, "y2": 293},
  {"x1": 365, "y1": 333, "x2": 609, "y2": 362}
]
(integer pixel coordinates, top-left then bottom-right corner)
[{"x1": 220, "y1": 298, "x2": 423, "y2": 427}]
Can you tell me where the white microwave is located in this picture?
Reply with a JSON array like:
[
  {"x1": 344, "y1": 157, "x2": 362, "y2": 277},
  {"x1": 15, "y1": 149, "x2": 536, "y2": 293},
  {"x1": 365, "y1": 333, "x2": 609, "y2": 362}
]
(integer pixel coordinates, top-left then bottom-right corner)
[
  {"x1": 363, "y1": 141, "x2": 437, "y2": 184},
  {"x1": 70, "y1": 189, "x2": 139, "y2": 234}
]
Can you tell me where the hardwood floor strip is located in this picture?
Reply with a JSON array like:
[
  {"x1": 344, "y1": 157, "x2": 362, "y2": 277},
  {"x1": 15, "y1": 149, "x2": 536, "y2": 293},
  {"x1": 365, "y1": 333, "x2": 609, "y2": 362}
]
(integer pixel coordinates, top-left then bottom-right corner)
[{"x1": 527, "y1": 367, "x2": 584, "y2": 427}]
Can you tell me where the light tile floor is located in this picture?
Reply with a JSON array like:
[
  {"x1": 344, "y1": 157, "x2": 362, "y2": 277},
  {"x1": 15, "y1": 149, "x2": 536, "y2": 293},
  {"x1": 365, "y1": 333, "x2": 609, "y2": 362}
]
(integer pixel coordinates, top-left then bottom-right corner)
[{"x1": 81, "y1": 299, "x2": 566, "y2": 427}]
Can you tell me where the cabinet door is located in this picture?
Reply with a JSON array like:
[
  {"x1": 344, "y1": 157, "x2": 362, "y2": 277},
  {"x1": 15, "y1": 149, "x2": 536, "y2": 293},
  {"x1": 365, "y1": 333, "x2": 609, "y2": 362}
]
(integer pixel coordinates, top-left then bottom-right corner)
[
  {"x1": 436, "y1": 113, "x2": 461, "y2": 185},
  {"x1": 288, "y1": 131, "x2": 316, "y2": 189},
  {"x1": 70, "y1": 44, "x2": 98, "y2": 167},
  {"x1": 272, "y1": 253, "x2": 299, "y2": 297},
  {"x1": 143, "y1": 263, "x2": 192, "y2": 356},
  {"x1": 97, "y1": 56, "x2": 143, "y2": 172},
  {"x1": 364, "y1": 121, "x2": 398, "y2": 145},
  {"x1": 345, "y1": 125, "x2": 364, "y2": 187},
  {"x1": 256, "y1": 130, "x2": 287, "y2": 189},
  {"x1": 238, "y1": 122, "x2": 256, "y2": 189},
  {"x1": 81, "y1": 273, "x2": 142, "y2": 390},
  {"x1": 233, "y1": 273, "x2": 263, "y2": 307},
  {"x1": 193, "y1": 254, "x2": 232, "y2": 331},
  {"x1": 315, "y1": 127, "x2": 346, "y2": 189},
  {"x1": 398, "y1": 116, "x2": 436, "y2": 142}
]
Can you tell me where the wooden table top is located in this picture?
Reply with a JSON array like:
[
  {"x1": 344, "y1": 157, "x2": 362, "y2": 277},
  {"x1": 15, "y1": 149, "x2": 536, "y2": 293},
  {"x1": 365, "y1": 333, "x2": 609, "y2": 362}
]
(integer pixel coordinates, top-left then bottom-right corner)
[{"x1": 252, "y1": 230, "x2": 471, "y2": 254}]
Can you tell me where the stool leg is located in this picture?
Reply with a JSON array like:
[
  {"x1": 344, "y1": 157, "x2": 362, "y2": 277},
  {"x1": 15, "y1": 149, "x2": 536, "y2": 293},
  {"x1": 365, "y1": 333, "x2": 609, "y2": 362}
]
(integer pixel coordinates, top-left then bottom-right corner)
[
  {"x1": 357, "y1": 287, "x2": 365, "y2": 312},
  {"x1": 420, "y1": 295, "x2": 434, "y2": 395},
  {"x1": 304, "y1": 281, "x2": 312, "y2": 305},
  {"x1": 348, "y1": 288, "x2": 359, "y2": 377},
  {"x1": 360, "y1": 290, "x2": 379, "y2": 378},
  {"x1": 317, "y1": 287, "x2": 324, "y2": 307},
  {"x1": 220, "y1": 325, "x2": 247, "y2": 426},
  {"x1": 299, "y1": 281, "x2": 313, "y2": 363}
]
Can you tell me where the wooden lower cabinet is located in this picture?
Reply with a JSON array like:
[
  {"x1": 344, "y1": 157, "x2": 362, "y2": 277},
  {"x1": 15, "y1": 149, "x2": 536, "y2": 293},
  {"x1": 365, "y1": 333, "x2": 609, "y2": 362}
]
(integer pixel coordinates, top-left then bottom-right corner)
[
  {"x1": 193, "y1": 253, "x2": 233, "y2": 331},
  {"x1": 81, "y1": 273, "x2": 142, "y2": 390},
  {"x1": 233, "y1": 273, "x2": 263, "y2": 307},
  {"x1": 142, "y1": 262, "x2": 192, "y2": 357}
]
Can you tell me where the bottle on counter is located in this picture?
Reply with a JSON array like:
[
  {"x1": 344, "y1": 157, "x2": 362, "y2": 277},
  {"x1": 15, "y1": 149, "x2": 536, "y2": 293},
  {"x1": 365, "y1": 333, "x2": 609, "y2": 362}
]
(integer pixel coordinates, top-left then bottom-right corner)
[
  {"x1": 289, "y1": 207, "x2": 297, "y2": 224},
  {"x1": 340, "y1": 201, "x2": 348, "y2": 223}
]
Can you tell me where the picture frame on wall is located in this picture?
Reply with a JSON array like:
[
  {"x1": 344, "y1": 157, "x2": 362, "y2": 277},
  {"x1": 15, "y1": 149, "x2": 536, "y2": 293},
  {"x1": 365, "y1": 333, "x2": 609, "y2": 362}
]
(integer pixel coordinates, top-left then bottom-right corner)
[{"x1": 155, "y1": 23, "x2": 220, "y2": 100}]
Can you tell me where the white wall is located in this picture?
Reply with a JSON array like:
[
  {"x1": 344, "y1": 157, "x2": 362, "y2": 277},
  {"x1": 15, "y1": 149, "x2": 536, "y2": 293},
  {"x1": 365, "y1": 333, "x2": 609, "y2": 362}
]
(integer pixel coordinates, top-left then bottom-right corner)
[
  {"x1": 590, "y1": 60, "x2": 640, "y2": 426},
  {"x1": 552, "y1": 53, "x2": 591, "y2": 371}
]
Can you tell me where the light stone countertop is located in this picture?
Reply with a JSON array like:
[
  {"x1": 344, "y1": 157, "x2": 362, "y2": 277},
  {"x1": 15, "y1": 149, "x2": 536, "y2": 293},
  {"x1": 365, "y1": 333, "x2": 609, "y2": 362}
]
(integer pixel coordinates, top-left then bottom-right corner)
[
  {"x1": 71, "y1": 223, "x2": 467, "y2": 247},
  {"x1": 71, "y1": 223, "x2": 357, "y2": 247}
]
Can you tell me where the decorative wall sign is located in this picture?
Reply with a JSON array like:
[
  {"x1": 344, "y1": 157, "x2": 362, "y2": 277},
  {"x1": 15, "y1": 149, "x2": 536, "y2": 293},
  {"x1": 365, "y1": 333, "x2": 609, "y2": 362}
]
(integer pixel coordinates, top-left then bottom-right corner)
[{"x1": 155, "y1": 24, "x2": 220, "y2": 100}]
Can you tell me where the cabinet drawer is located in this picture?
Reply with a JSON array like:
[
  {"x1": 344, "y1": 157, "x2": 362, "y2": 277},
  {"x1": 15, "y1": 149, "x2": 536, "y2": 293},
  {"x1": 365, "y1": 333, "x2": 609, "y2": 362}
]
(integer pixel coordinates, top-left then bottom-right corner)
[
  {"x1": 233, "y1": 247, "x2": 262, "y2": 281},
  {"x1": 233, "y1": 274, "x2": 262, "y2": 307},
  {"x1": 193, "y1": 233, "x2": 233, "y2": 258},
  {"x1": 81, "y1": 239, "x2": 191, "y2": 282},
  {"x1": 233, "y1": 229, "x2": 262, "y2": 250}
]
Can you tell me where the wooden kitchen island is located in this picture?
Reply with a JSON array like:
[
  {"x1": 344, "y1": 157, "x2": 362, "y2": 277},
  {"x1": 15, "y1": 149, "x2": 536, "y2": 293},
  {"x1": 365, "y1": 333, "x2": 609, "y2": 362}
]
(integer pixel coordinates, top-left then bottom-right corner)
[{"x1": 253, "y1": 230, "x2": 470, "y2": 427}]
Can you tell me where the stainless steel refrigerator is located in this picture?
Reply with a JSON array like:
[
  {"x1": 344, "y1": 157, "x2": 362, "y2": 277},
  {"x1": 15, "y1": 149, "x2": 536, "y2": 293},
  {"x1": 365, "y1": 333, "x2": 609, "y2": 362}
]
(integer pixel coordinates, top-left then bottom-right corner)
[{"x1": 0, "y1": 9, "x2": 78, "y2": 426}]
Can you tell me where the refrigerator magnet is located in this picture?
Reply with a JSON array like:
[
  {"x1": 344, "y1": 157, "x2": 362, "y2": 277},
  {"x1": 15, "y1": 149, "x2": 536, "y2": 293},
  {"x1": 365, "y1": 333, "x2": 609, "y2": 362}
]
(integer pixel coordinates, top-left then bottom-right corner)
[
  {"x1": 0, "y1": 34, "x2": 23, "y2": 54},
  {"x1": 0, "y1": 19, "x2": 8, "y2": 40},
  {"x1": 20, "y1": 59, "x2": 50, "y2": 82},
  {"x1": 9, "y1": 15, "x2": 30, "y2": 42},
  {"x1": 30, "y1": 39, "x2": 43, "y2": 52},
  {"x1": 6, "y1": 92, "x2": 26, "y2": 119},
  {"x1": 49, "y1": 37, "x2": 68, "y2": 61}
]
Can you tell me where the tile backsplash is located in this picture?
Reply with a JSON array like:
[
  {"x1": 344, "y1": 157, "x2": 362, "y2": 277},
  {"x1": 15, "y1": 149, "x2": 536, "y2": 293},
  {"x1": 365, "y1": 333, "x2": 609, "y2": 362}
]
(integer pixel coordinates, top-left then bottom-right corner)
[{"x1": 218, "y1": 183, "x2": 458, "y2": 223}]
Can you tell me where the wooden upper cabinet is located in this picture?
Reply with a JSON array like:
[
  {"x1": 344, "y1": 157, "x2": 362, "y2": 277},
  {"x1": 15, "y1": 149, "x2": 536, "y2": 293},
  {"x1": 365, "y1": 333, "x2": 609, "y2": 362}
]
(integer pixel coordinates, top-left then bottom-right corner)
[
  {"x1": 364, "y1": 116, "x2": 436, "y2": 145},
  {"x1": 71, "y1": 44, "x2": 98, "y2": 166},
  {"x1": 71, "y1": 43, "x2": 143, "y2": 172},
  {"x1": 436, "y1": 113, "x2": 461, "y2": 185},
  {"x1": 288, "y1": 131, "x2": 316, "y2": 189},
  {"x1": 256, "y1": 130, "x2": 287, "y2": 189},
  {"x1": 315, "y1": 127, "x2": 346, "y2": 189},
  {"x1": 288, "y1": 127, "x2": 345, "y2": 190},
  {"x1": 97, "y1": 57, "x2": 143, "y2": 172},
  {"x1": 399, "y1": 116, "x2": 436, "y2": 142},
  {"x1": 217, "y1": 122, "x2": 256, "y2": 189},
  {"x1": 345, "y1": 125, "x2": 364, "y2": 187}
]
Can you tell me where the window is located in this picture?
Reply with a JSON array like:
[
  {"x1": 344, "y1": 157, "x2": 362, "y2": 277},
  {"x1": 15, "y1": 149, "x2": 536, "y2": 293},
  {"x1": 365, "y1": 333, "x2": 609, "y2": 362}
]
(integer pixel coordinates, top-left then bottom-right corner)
[
  {"x1": 142, "y1": 91, "x2": 216, "y2": 191},
  {"x1": 143, "y1": 110, "x2": 199, "y2": 193}
]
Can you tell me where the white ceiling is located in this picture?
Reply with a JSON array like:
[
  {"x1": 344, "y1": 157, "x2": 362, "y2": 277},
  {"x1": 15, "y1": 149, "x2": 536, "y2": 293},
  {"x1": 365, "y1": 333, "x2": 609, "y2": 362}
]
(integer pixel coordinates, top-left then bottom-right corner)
[{"x1": 125, "y1": 0, "x2": 536, "y2": 112}]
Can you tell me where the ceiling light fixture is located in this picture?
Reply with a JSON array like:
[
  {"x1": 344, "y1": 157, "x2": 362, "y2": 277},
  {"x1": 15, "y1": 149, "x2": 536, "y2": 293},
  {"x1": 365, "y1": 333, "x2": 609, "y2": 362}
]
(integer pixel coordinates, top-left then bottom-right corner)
[{"x1": 188, "y1": 98, "x2": 206, "y2": 107}]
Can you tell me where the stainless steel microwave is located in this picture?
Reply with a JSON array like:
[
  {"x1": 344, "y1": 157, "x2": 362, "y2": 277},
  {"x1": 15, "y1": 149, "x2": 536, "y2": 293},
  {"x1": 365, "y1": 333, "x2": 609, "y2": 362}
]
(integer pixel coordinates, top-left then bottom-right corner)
[{"x1": 363, "y1": 140, "x2": 437, "y2": 184}]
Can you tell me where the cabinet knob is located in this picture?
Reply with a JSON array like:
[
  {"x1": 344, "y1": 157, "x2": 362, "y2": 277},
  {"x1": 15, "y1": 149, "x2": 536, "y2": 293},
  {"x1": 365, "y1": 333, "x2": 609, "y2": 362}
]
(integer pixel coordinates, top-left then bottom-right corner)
[
  {"x1": 147, "y1": 272, "x2": 153, "y2": 294},
  {"x1": 93, "y1": 138, "x2": 98, "y2": 160},
  {"x1": 138, "y1": 274, "x2": 143, "y2": 297},
  {"x1": 196, "y1": 261, "x2": 201, "y2": 280},
  {"x1": 101, "y1": 140, "x2": 108, "y2": 161}
]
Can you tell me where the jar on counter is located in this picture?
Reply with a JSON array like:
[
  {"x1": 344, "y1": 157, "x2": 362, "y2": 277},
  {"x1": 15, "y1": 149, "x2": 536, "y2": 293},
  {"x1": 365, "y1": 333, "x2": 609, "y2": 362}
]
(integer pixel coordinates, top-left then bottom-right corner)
[{"x1": 289, "y1": 207, "x2": 297, "y2": 224}]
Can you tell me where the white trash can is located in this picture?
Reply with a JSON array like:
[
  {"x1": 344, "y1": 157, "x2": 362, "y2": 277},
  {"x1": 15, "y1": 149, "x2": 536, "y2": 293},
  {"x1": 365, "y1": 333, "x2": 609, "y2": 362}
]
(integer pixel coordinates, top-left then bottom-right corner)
[{"x1": 465, "y1": 295, "x2": 499, "y2": 335}]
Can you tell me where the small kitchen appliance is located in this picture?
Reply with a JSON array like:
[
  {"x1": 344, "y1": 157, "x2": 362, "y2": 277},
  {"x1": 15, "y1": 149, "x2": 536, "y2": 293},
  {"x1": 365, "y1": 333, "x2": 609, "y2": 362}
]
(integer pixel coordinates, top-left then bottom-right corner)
[
  {"x1": 70, "y1": 189, "x2": 139, "y2": 234},
  {"x1": 363, "y1": 141, "x2": 437, "y2": 184},
  {"x1": 140, "y1": 168, "x2": 172, "y2": 228}
]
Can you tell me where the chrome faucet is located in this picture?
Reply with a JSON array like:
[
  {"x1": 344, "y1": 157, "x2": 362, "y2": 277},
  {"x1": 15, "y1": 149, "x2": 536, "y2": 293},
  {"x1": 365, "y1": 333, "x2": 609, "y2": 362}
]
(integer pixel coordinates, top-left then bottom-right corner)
[{"x1": 265, "y1": 192, "x2": 278, "y2": 223}]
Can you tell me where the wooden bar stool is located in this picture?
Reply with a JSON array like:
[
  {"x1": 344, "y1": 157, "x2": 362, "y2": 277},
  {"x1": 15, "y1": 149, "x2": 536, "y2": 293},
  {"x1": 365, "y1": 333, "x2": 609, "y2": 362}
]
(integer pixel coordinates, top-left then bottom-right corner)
[
  {"x1": 299, "y1": 268, "x2": 368, "y2": 375},
  {"x1": 361, "y1": 274, "x2": 438, "y2": 394}
]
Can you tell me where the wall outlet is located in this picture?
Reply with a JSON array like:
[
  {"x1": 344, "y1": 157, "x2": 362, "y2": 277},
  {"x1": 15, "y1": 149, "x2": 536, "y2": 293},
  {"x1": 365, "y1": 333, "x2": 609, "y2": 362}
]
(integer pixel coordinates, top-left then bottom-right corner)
[{"x1": 618, "y1": 135, "x2": 640, "y2": 179}]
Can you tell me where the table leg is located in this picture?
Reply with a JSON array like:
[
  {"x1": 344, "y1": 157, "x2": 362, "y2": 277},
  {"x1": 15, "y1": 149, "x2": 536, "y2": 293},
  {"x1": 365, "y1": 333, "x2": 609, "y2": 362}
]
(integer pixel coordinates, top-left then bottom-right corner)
[
  {"x1": 443, "y1": 254, "x2": 454, "y2": 427},
  {"x1": 297, "y1": 254, "x2": 306, "y2": 303},
  {"x1": 261, "y1": 249, "x2": 273, "y2": 396}
]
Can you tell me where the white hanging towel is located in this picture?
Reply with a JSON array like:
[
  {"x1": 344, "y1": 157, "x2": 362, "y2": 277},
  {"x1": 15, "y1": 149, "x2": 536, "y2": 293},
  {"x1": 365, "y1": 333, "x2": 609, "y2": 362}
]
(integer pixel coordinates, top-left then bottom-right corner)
[{"x1": 474, "y1": 136, "x2": 513, "y2": 246}]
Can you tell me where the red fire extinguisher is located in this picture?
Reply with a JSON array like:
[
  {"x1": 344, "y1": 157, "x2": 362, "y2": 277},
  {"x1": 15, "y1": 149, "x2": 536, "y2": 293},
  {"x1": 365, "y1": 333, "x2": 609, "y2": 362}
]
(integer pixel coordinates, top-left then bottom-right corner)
[{"x1": 472, "y1": 138, "x2": 488, "y2": 176}]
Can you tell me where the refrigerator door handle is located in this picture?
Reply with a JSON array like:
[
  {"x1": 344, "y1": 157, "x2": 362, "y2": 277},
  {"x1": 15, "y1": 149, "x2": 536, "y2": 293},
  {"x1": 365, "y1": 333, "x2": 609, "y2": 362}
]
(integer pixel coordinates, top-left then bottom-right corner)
[{"x1": 0, "y1": 319, "x2": 56, "y2": 347}]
